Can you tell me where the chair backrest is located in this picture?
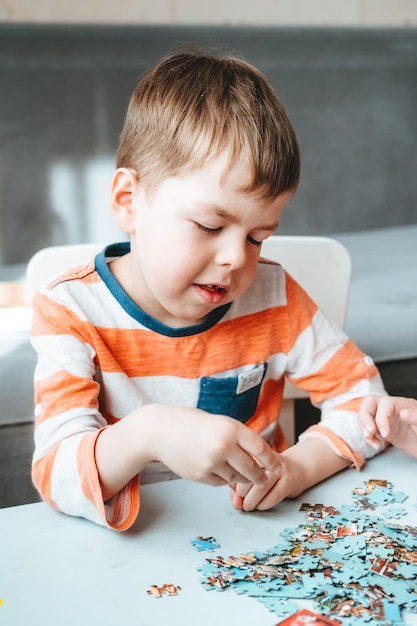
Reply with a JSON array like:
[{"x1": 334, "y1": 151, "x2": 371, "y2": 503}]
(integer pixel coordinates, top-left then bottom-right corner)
[
  {"x1": 261, "y1": 235, "x2": 351, "y2": 329},
  {"x1": 26, "y1": 243, "x2": 104, "y2": 293},
  {"x1": 261, "y1": 236, "x2": 351, "y2": 401}
]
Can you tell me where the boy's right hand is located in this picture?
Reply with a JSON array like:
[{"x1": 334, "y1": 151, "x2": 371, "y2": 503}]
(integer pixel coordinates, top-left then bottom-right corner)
[{"x1": 146, "y1": 405, "x2": 282, "y2": 487}]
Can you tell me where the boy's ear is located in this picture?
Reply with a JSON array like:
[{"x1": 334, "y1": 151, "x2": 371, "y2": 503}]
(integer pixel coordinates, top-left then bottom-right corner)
[{"x1": 110, "y1": 168, "x2": 139, "y2": 234}]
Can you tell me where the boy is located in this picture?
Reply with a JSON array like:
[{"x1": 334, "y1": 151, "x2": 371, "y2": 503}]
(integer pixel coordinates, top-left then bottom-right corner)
[
  {"x1": 31, "y1": 49, "x2": 386, "y2": 530},
  {"x1": 360, "y1": 394, "x2": 417, "y2": 458}
]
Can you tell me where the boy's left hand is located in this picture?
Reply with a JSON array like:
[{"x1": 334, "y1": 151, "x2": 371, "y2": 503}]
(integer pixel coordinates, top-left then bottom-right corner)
[
  {"x1": 229, "y1": 452, "x2": 299, "y2": 511},
  {"x1": 229, "y1": 438, "x2": 351, "y2": 512}
]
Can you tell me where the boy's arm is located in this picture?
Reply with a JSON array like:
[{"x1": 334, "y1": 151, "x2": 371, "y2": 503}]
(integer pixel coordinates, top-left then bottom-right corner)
[{"x1": 95, "y1": 404, "x2": 282, "y2": 502}]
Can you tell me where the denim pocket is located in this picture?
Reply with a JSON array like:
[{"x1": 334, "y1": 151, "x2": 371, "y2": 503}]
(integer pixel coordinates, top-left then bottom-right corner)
[{"x1": 197, "y1": 363, "x2": 267, "y2": 423}]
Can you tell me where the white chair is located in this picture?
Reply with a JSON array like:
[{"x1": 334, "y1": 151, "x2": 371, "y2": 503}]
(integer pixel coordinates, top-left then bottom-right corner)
[
  {"x1": 261, "y1": 236, "x2": 351, "y2": 444},
  {"x1": 26, "y1": 236, "x2": 351, "y2": 445}
]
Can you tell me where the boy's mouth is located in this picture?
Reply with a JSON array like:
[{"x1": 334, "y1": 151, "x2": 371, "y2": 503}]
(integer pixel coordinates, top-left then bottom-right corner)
[
  {"x1": 194, "y1": 282, "x2": 229, "y2": 304},
  {"x1": 203, "y1": 284, "x2": 227, "y2": 294}
]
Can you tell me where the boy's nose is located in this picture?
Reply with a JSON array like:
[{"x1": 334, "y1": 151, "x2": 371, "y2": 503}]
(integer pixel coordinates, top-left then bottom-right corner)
[{"x1": 217, "y1": 237, "x2": 247, "y2": 269}]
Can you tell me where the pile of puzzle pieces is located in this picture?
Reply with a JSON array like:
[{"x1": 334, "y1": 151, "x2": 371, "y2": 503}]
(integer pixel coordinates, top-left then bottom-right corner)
[{"x1": 197, "y1": 479, "x2": 417, "y2": 625}]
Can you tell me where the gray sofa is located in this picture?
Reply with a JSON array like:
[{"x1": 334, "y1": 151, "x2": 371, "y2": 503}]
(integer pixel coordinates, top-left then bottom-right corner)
[{"x1": 1, "y1": 25, "x2": 416, "y2": 507}]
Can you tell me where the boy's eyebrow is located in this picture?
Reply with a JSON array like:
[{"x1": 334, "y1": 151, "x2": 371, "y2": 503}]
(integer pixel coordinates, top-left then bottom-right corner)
[{"x1": 198, "y1": 204, "x2": 279, "y2": 232}]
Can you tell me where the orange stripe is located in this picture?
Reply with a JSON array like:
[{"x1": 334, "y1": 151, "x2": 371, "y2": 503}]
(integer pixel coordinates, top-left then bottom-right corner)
[
  {"x1": 333, "y1": 398, "x2": 362, "y2": 413},
  {"x1": 243, "y1": 378, "x2": 288, "y2": 451},
  {"x1": 94, "y1": 313, "x2": 291, "y2": 377},
  {"x1": 32, "y1": 447, "x2": 60, "y2": 510},
  {"x1": 47, "y1": 259, "x2": 99, "y2": 290},
  {"x1": 88, "y1": 305, "x2": 308, "y2": 378},
  {"x1": 270, "y1": 427, "x2": 287, "y2": 453},
  {"x1": 35, "y1": 371, "x2": 100, "y2": 424},
  {"x1": 246, "y1": 378, "x2": 284, "y2": 431},
  {"x1": 285, "y1": 273, "x2": 319, "y2": 340},
  {"x1": 290, "y1": 339, "x2": 379, "y2": 402},
  {"x1": 77, "y1": 430, "x2": 140, "y2": 531},
  {"x1": 31, "y1": 292, "x2": 97, "y2": 338},
  {"x1": 111, "y1": 477, "x2": 140, "y2": 531}
]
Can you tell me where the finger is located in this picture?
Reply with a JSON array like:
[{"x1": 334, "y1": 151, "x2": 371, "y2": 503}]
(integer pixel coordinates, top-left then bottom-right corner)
[
  {"x1": 220, "y1": 462, "x2": 255, "y2": 486},
  {"x1": 359, "y1": 395, "x2": 379, "y2": 436},
  {"x1": 229, "y1": 486, "x2": 244, "y2": 511},
  {"x1": 359, "y1": 395, "x2": 390, "y2": 448},
  {"x1": 237, "y1": 430, "x2": 282, "y2": 479},
  {"x1": 220, "y1": 446, "x2": 269, "y2": 485},
  {"x1": 399, "y1": 406, "x2": 417, "y2": 424},
  {"x1": 359, "y1": 395, "x2": 379, "y2": 419},
  {"x1": 211, "y1": 459, "x2": 260, "y2": 487},
  {"x1": 249, "y1": 485, "x2": 282, "y2": 511},
  {"x1": 374, "y1": 396, "x2": 399, "y2": 438},
  {"x1": 360, "y1": 416, "x2": 378, "y2": 440},
  {"x1": 241, "y1": 481, "x2": 274, "y2": 512},
  {"x1": 233, "y1": 481, "x2": 252, "y2": 499},
  {"x1": 395, "y1": 398, "x2": 417, "y2": 421}
]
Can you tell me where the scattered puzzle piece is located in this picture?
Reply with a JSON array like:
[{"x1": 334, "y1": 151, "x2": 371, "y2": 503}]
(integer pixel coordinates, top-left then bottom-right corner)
[
  {"x1": 190, "y1": 536, "x2": 220, "y2": 551},
  {"x1": 146, "y1": 583, "x2": 181, "y2": 598}
]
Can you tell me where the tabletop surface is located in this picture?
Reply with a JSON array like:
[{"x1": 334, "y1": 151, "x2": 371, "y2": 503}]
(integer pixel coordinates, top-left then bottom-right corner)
[{"x1": 1, "y1": 446, "x2": 416, "y2": 626}]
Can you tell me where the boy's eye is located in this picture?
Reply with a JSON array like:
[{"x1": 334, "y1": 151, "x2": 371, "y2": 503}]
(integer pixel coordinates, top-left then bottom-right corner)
[
  {"x1": 195, "y1": 223, "x2": 262, "y2": 246},
  {"x1": 247, "y1": 235, "x2": 262, "y2": 246},
  {"x1": 196, "y1": 223, "x2": 222, "y2": 234}
]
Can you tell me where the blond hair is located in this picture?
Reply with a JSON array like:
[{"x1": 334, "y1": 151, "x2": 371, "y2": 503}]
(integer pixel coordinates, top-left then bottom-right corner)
[{"x1": 117, "y1": 49, "x2": 300, "y2": 201}]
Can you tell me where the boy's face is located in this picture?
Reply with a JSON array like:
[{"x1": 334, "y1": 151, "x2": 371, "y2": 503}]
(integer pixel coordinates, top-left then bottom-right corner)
[{"x1": 113, "y1": 154, "x2": 292, "y2": 328}]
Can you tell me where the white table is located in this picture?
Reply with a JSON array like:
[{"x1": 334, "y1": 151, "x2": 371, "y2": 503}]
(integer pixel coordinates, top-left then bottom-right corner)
[{"x1": 1, "y1": 446, "x2": 417, "y2": 626}]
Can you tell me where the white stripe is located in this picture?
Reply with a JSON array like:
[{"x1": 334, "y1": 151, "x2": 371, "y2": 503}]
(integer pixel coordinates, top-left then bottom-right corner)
[
  {"x1": 223, "y1": 264, "x2": 287, "y2": 320},
  {"x1": 47, "y1": 279, "x2": 144, "y2": 328},
  {"x1": 50, "y1": 434, "x2": 105, "y2": 526},
  {"x1": 263, "y1": 352, "x2": 288, "y2": 380},
  {"x1": 287, "y1": 309, "x2": 346, "y2": 380},
  {"x1": 302, "y1": 373, "x2": 387, "y2": 459},
  {"x1": 99, "y1": 362, "x2": 274, "y2": 419},
  {"x1": 99, "y1": 372, "x2": 201, "y2": 418},
  {"x1": 32, "y1": 334, "x2": 97, "y2": 380},
  {"x1": 45, "y1": 261, "x2": 287, "y2": 328},
  {"x1": 33, "y1": 407, "x2": 106, "y2": 461},
  {"x1": 301, "y1": 410, "x2": 382, "y2": 461}
]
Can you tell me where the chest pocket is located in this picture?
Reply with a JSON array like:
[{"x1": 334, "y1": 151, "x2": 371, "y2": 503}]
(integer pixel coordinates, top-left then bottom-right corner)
[{"x1": 197, "y1": 363, "x2": 267, "y2": 423}]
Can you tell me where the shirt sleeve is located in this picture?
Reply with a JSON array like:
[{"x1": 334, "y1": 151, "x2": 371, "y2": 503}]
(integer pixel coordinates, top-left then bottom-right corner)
[
  {"x1": 283, "y1": 273, "x2": 387, "y2": 468},
  {"x1": 31, "y1": 287, "x2": 140, "y2": 530}
]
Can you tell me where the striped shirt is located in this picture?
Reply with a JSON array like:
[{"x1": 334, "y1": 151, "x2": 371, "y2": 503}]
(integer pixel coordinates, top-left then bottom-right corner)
[{"x1": 31, "y1": 242, "x2": 385, "y2": 530}]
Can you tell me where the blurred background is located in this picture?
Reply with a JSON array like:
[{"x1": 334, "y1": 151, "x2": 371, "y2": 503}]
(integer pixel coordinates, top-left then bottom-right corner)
[{"x1": 1, "y1": 1, "x2": 416, "y2": 272}]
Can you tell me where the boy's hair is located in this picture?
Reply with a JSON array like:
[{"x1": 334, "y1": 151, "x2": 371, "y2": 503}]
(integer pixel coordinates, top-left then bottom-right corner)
[{"x1": 117, "y1": 48, "x2": 300, "y2": 201}]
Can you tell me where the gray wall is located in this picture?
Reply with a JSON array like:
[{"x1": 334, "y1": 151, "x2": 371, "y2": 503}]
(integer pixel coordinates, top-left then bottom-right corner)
[{"x1": 1, "y1": 26, "x2": 416, "y2": 268}]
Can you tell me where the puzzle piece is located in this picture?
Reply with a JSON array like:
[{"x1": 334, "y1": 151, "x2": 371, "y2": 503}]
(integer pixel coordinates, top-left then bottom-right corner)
[
  {"x1": 146, "y1": 583, "x2": 181, "y2": 598},
  {"x1": 384, "y1": 506, "x2": 408, "y2": 519},
  {"x1": 190, "y1": 535, "x2": 220, "y2": 551}
]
